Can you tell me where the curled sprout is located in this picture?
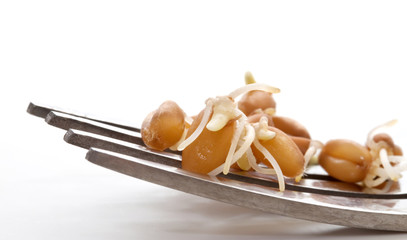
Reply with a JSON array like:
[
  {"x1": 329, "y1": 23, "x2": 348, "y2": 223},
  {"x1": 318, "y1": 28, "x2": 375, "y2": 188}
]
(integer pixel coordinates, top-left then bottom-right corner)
[
  {"x1": 363, "y1": 120, "x2": 407, "y2": 188},
  {"x1": 169, "y1": 116, "x2": 194, "y2": 151},
  {"x1": 206, "y1": 96, "x2": 240, "y2": 131},
  {"x1": 253, "y1": 116, "x2": 276, "y2": 141},
  {"x1": 177, "y1": 99, "x2": 214, "y2": 151},
  {"x1": 169, "y1": 127, "x2": 188, "y2": 151},
  {"x1": 366, "y1": 119, "x2": 398, "y2": 150},
  {"x1": 295, "y1": 140, "x2": 324, "y2": 182},
  {"x1": 363, "y1": 180, "x2": 396, "y2": 194},
  {"x1": 246, "y1": 147, "x2": 276, "y2": 175},
  {"x1": 220, "y1": 116, "x2": 246, "y2": 175},
  {"x1": 208, "y1": 117, "x2": 255, "y2": 176},
  {"x1": 253, "y1": 138, "x2": 285, "y2": 191},
  {"x1": 246, "y1": 117, "x2": 277, "y2": 177},
  {"x1": 228, "y1": 83, "x2": 280, "y2": 100},
  {"x1": 179, "y1": 83, "x2": 288, "y2": 191},
  {"x1": 251, "y1": 116, "x2": 285, "y2": 191}
]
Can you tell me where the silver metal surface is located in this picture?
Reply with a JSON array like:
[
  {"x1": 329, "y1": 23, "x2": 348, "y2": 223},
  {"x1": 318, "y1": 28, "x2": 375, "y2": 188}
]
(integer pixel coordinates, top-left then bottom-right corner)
[
  {"x1": 47, "y1": 111, "x2": 144, "y2": 145},
  {"x1": 63, "y1": 129, "x2": 407, "y2": 199},
  {"x1": 27, "y1": 102, "x2": 407, "y2": 231},
  {"x1": 27, "y1": 102, "x2": 140, "y2": 132},
  {"x1": 86, "y1": 148, "x2": 407, "y2": 231}
]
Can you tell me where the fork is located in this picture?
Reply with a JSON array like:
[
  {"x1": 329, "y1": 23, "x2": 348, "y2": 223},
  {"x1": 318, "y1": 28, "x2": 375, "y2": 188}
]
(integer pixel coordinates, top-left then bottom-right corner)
[{"x1": 27, "y1": 102, "x2": 407, "y2": 232}]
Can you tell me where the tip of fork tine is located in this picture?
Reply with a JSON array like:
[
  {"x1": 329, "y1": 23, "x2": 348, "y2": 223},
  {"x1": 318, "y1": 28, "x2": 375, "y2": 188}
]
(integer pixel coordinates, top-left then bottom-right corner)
[
  {"x1": 44, "y1": 111, "x2": 57, "y2": 124},
  {"x1": 27, "y1": 102, "x2": 49, "y2": 118},
  {"x1": 26, "y1": 102, "x2": 34, "y2": 113},
  {"x1": 63, "y1": 129, "x2": 75, "y2": 143}
]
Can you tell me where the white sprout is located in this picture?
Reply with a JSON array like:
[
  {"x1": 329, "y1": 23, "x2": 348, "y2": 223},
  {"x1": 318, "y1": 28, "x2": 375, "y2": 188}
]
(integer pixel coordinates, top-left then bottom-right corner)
[
  {"x1": 209, "y1": 117, "x2": 256, "y2": 176},
  {"x1": 246, "y1": 147, "x2": 277, "y2": 175},
  {"x1": 245, "y1": 71, "x2": 256, "y2": 84},
  {"x1": 169, "y1": 127, "x2": 188, "y2": 151},
  {"x1": 362, "y1": 120, "x2": 407, "y2": 188},
  {"x1": 180, "y1": 82, "x2": 287, "y2": 191},
  {"x1": 366, "y1": 119, "x2": 398, "y2": 149},
  {"x1": 231, "y1": 124, "x2": 256, "y2": 165},
  {"x1": 222, "y1": 117, "x2": 247, "y2": 174},
  {"x1": 206, "y1": 96, "x2": 240, "y2": 131},
  {"x1": 253, "y1": 139, "x2": 285, "y2": 191},
  {"x1": 228, "y1": 83, "x2": 280, "y2": 99},
  {"x1": 253, "y1": 116, "x2": 276, "y2": 140},
  {"x1": 177, "y1": 99, "x2": 214, "y2": 151},
  {"x1": 363, "y1": 180, "x2": 395, "y2": 194},
  {"x1": 389, "y1": 155, "x2": 407, "y2": 165},
  {"x1": 379, "y1": 148, "x2": 401, "y2": 181},
  {"x1": 208, "y1": 163, "x2": 226, "y2": 176},
  {"x1": 246, "y1": 115, "x2": 282, "y2": 176},
  {"x1": 364, "y1": 167, "x2": 389, "y2": 188},
  {"x1": 184, "y1": 116, "x2": 194, "y2": 126},
  {"x1": 170, "y1": 115, "x2": 195, "y2": 151},
  {"x1": 295, "y1": 140, "x2": 324, "y2": 182}
]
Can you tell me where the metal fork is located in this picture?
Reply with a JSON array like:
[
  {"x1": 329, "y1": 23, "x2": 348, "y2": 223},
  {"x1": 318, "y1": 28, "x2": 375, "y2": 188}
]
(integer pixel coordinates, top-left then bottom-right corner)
[{"x1": 27, "y1": 102, "x2": 407, "y2": 232}]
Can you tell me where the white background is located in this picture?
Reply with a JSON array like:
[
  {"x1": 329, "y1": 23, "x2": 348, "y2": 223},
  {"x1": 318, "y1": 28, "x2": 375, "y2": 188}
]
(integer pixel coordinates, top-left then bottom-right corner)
[{"x1": 1, "y1": 0, "x2": 407, "y2": 239}]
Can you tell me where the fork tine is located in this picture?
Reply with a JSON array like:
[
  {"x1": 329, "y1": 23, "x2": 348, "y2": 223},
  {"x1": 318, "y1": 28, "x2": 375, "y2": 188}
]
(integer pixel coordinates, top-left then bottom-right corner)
[
  {"x1": 86, "y1": 147, "x2": 407, "y2": 232},
  {"x1": 27, "y1": 102, "x2": 140, "y2": 132},
  {"x1": 64, "y1": 127, "x2": 407, "y2": 199},
  {"x1": 46, "y1": 111, "x2": 145, "y2": 146},
  {"x1": 46, "y1": 110, "x2": 180, "y2": 155},
  {"x1": 64, "y1": 129, "x2": 181, "y2": 168}
]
